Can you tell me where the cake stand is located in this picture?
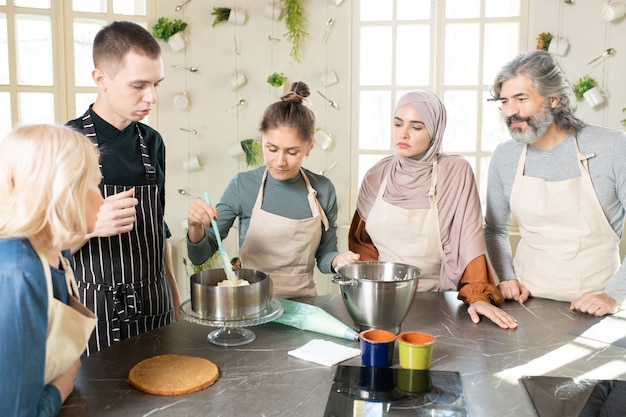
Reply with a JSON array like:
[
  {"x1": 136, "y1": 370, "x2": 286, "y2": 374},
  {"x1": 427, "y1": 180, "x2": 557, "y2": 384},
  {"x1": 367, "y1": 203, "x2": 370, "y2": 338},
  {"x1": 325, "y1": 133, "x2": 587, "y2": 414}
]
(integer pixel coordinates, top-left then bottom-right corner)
[{"x1": 180, "y1": 299, "x2": 283, "y2": 346}]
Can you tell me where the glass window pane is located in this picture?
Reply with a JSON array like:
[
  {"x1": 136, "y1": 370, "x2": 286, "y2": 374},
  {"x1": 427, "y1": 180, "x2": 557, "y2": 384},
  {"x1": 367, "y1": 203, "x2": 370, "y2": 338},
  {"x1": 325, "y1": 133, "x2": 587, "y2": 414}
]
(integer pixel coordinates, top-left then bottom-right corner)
[
  {"x1": 396, "y1": 25, "x2": 430, "y2": 86},
  {"x1": 0, "y1": 92, "x2": 11, "y2": 139},
  {"x1": 73, "y1": 19, "x2": 106, "y2": 87},
  {"x1": 19, "y1": 92, "x2": 54, "y2": 125},
  {"x1": 0, "y1": 0, "x2": 5, "y2": 5},
  {"x1": 479, "y1": 156, "x2": 491, "y2": 210},
  {"x1": 359, "y1": 90, "x2": 391, "y2": 150},
  {"x1": 72, "y1": 0, "x2": 106, "y2": 13},
  {"x1": 0, "y1": 14, "x2": 8, "y2": 84},
  {"x1": 481, "y1": 90, "x2": 510, "y2": 151},
  {"x1": 444, "y1": 23, "x2": 479, "y2": 85},
  {"x1": 483, "y1": 22, "x2": 519, "y2": 85},
  {"x1": 14, "y1": 0, "x2": 50, "y2": 8},
  {"x1": 442, "y1": 90, "x2": 477, "y2": 152},
  {"x1": 361, "y1": 0, "x2": 393, "y2": 21},
  {"x1": 360, "y1": 27, "x2": 392, "y2": 85},
  {"x1": 113, "y1": 0, "x2": 146, "y2": 16},
  {"x1": 359, "y1": 154, "x2": 389, "y2": 186},
  {"x1": 16, "y1": 14, "x2": 52, "y2": 86},
  {"x1": 485, "y1": 0, "x2": 520, "y2": 18},
  {"x1": 445, "y1": 0, "x2": 480, "y2": 19},
  {"x1": 75, "y1": 92, "x2": 97, "y2": 118},
  {"x1": 397, "y1": 0, "x2": 430, "y2": 20}
]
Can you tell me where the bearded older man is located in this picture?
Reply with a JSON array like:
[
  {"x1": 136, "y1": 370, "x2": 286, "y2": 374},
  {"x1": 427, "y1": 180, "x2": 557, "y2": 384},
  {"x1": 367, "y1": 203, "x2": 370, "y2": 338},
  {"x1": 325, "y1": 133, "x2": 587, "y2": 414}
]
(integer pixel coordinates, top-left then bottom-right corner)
[{"x1": 484, "y1": 50, "x2": 626, "y2": 317}]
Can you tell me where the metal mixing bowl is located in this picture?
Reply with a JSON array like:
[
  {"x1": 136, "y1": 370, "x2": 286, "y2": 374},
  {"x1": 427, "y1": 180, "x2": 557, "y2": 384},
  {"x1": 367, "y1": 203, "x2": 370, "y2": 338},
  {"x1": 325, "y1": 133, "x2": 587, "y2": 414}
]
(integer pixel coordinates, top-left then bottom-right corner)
[
  {"x1": 190, "y1": 268, "x2": 270, "y2": 320},
  {"x1": 332, "y1": 261, "x2": 420, "y2": 334}
]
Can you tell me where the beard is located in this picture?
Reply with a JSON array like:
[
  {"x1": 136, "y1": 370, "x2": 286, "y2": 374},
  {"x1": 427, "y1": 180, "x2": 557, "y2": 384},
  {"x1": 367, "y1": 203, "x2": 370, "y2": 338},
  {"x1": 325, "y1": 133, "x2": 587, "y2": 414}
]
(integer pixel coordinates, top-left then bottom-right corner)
[{"x1": 506, "y1": 102, "x2": 554, "y2": 145}]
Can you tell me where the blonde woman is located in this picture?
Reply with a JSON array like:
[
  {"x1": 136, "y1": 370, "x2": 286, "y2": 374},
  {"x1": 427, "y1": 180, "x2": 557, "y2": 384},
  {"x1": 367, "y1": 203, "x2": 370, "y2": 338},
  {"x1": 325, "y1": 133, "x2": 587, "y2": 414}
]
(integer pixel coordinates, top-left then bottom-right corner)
[{"x1": 0, "y1": 125, "x2": 102, "y2": 416}]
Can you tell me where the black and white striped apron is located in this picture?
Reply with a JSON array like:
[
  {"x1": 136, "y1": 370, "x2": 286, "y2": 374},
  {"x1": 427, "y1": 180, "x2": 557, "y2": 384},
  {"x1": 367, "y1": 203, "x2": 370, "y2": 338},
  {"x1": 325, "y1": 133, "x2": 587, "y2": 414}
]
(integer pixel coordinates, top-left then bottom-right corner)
[{"x1": 74, "y1": 111, "x2": 173, "y2": 355}]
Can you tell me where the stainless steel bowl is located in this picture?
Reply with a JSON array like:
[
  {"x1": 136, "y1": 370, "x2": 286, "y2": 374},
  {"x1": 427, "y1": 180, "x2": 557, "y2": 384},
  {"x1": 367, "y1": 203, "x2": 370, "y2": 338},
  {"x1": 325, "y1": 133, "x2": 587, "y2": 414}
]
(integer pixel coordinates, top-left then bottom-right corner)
[
  {"x1": 332, "y1": 261, "x2": 420, "y2": 334},
  {"x1": 190, "y1": 268, "x2": 270, "y2": 320}
]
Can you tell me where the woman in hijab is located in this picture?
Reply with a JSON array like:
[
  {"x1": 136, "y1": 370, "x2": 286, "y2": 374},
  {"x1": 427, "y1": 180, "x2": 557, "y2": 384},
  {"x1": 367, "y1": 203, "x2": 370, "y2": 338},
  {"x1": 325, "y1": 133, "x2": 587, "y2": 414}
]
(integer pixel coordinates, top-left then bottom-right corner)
[{"x1": 349, "y1": 90, "x2": 518, "y2": 329}]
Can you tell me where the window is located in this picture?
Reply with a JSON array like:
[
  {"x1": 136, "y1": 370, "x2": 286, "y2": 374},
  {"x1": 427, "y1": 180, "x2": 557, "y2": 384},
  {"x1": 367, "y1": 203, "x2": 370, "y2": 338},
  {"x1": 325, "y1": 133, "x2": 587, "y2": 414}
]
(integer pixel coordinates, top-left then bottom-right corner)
[
  {"x1": 0, "y1": 0, "x2": 154, "y2": 138},
  {"x1": 352, "y1": 0, "x2": 527, "y2": 208}
]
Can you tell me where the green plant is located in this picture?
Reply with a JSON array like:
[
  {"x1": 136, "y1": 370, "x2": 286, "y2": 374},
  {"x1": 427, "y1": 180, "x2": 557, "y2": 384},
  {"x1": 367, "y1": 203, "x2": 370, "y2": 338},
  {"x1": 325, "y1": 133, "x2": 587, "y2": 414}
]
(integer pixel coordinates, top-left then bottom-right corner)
[
  {"x1": 572, "y1": 75, "x2": 597, "y2": 101},
  {"x1": 266, "y1": 72, "x2": 288, "y2": 87},
  {"x1": 151, "y1": 17, "x2": 188, "y2": 43},
  {"x1": 240, "y1": 138, "x2": 263, "y2": 167},
  {"x1": 536, "y1": 32, "x2": 553, "y2": 50},
  {"x1": 211, "y1": 7, "x2": 231, "y2": 27},
  {"x1": 280, "y1": 0, "x2": 308, "y2": 62},
  {"x1": 621, "y1": 108, "x2": 626, "y2": 127}
]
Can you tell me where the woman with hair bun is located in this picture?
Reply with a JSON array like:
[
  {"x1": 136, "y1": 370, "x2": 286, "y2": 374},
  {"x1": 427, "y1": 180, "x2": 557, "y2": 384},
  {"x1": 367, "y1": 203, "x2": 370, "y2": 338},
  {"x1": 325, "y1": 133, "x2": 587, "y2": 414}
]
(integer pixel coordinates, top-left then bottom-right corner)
[{"x1": 187, "y1": 81, "x2": 359, "y2": 298}]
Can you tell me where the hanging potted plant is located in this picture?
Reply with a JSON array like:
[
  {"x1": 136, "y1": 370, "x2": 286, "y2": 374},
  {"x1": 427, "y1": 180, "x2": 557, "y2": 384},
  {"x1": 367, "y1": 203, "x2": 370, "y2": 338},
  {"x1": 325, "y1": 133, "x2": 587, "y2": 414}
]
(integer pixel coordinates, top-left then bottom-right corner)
[
  {"x1": 267, "y1": 71, "x2": 288, "y2": 97},
  {"x1": 151, "y1": 17, "x2": 188, "y2": 52},
  {"x1": 279, "y1": 0, "x2": 308, "y2": 62},
  {"x1": 240, "y1": 138, "x2": 263, "y2": 167},
  {"x1": 621, "y1": 108, "x2": 626, "y2": 127},
  {"x1": 536, "y1": 32, "x2": 553, "y2": 51},
  {"x1": 211, "y1": 6, "x2": 248, "y2": 26},
  {"x1": 573, "y1": 75, "x2": 604, "y2": 108}
]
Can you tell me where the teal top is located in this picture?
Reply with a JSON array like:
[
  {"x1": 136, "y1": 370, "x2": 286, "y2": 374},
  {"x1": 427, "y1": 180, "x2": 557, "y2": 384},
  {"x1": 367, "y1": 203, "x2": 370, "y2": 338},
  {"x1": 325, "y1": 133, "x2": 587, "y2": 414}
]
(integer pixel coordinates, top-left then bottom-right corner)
[{"x1": 187, "y1": 166, "x2": 341, "y2": 274}]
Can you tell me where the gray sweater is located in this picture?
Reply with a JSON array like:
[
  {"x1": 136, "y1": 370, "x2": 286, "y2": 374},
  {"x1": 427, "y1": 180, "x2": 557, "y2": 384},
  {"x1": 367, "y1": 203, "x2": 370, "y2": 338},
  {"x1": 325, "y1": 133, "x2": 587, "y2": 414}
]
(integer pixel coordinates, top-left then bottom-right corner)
[
  {"x1": 484, "y1": 125, "x2": 626, "y2": 303},
  {"x1": 187, "y1": 166, "x2": 340, "y2": 274}
]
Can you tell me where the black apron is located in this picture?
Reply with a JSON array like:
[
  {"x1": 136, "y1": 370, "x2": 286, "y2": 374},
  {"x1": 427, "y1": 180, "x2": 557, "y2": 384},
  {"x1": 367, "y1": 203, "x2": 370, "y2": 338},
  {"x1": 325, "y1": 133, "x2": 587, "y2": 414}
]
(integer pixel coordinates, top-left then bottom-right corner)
[{"x1": 74, "y1": 110, "x2": 173, "y2": 355}]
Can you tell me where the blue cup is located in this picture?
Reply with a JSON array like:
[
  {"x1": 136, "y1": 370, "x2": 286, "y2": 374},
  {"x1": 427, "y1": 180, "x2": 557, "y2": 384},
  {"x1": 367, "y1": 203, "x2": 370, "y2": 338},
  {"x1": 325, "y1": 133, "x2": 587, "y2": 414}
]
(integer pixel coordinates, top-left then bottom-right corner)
[{"x1": 359, "y1": 329, "x2": 396, "y2": 367}]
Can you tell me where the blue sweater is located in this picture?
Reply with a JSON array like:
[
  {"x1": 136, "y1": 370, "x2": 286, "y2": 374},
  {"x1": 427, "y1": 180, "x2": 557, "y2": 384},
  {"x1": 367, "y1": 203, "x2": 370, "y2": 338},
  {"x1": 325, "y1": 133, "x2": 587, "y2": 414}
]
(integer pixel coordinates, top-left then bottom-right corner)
[{"x1": 0, "y1": 239, "x2": 70, "y2": 417}]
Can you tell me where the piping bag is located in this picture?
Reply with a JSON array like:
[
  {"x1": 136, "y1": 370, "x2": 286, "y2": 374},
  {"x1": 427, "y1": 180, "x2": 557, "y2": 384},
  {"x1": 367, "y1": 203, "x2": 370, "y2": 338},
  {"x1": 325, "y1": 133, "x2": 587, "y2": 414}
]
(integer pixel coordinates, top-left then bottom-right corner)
[{"x1": 274, "y1": 298, "x2": 358, "y2": 341}]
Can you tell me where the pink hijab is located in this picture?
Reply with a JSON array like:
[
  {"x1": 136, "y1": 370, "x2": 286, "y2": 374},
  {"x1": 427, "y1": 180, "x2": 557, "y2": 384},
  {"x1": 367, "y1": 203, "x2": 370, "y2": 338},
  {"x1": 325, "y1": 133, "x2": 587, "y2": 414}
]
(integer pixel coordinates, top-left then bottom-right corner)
[{"x1": 356, "y1": 90, "x2": 486, "y2": 290}]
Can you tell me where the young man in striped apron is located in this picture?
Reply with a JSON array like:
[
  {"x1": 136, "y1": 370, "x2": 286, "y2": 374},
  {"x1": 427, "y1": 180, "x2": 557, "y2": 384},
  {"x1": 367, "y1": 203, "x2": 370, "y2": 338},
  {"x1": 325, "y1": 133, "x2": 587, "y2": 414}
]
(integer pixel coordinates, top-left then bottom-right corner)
[{"x1": 66, "y1": 21, "x2": 180, "y2": 354}]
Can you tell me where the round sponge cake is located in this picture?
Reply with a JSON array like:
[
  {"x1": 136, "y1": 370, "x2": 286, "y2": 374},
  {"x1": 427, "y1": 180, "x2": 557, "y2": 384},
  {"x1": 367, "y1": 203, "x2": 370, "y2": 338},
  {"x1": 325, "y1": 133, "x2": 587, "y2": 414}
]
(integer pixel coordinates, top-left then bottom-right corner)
[{"x1": 128, "y1": 354, "x2": 219, "y2": 395}]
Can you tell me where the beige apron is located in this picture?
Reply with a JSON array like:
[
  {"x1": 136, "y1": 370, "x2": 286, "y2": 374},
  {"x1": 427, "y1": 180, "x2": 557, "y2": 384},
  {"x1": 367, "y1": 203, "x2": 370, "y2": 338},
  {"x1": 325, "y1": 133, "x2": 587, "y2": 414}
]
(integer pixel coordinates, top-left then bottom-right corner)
[
  {"x1": 36, "y1": 251, "x2": 96, "y2": 384},
  {"x1": 510, "y1": 139, "x2": 620, "y2": 302},
  {"x1": 240, "y1": 169, "x2": 329, "y2": 299},
  {"x1": 365, "y1": 158, "x2": 444, "y2": 291}
]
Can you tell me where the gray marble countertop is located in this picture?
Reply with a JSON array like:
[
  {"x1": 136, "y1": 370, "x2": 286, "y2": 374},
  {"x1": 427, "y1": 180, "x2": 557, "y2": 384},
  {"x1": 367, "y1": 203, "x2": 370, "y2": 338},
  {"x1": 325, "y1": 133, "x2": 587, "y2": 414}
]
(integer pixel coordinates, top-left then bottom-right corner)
[{"x1": 60, "y1": 292, "x2": 626, "y2": 417}]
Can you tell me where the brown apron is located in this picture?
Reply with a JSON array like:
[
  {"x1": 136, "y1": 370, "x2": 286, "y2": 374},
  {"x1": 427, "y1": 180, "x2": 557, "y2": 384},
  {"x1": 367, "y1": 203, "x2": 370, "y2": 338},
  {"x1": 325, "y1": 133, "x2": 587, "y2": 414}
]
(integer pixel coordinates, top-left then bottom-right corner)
[
  {"x1": 239, "y1": 169, "x2": 329, "y2": 298},
  {"x1": 365, "y1": 157, "x2": 443, "y2": 291},
  {"x1": 73, "y1": 110, "x2": 173, "y2": 354},
  {"x1": 36, "y1": 250, "x2": 96, "y2": 384},
  {"x1": 510, "y1": 138, "x2": 620, "y2": 301}
]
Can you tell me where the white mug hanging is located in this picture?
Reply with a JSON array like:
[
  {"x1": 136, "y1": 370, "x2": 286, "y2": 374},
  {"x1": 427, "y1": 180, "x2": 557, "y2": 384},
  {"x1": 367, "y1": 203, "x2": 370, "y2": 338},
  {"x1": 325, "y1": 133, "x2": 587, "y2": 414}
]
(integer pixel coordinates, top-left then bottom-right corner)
[
  {"x1": 264, "y1": 2, "x2": 282, "y2": 20},
  {"x1": 226, "y1": 71, "x2": 247, "y2": 91},
  {"x1": 270, "y1": 84, "x2": 285, "y2": 98},
  {"x1": 602, "y1": 2, "x2": 626, "y2": 21},
  {"x1": 229, "y1": 7, "x2": 248, "y2": 25},
  {"x1": 173, "y1": 91, "x2": 189, "y2": 110},
  {"x1": 330, "y1": 0, "x2": 345, "y2": 6},
  {"x1": 182, "y1": 154, "x2": 202, "y2": 171},
  {"x1": 167, "y1": 32, "x2": 186, "y2": 52},
  {"x1": 547, "y1": 37, "x2": 569, "y2": 56},
  {"x1": 583, "y1": 87, "x2": 605, "y2": 108},
  {"x1": 227, "y1": 141, "x2": 245, "y2": 158},
  {"x1": 320, "y1": 69, "x2": 339, "y2": 87},
  {"x1": 315, "y1": 129, "x2": 334, "y2": 150}
]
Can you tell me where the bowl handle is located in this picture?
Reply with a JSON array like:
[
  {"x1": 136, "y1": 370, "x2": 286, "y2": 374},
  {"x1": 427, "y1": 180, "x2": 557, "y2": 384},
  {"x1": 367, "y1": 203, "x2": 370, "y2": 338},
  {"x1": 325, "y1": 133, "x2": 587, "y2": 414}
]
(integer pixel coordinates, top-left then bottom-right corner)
[{"x1": 331, "y1": 274, "x2": 356, "y2": 286}]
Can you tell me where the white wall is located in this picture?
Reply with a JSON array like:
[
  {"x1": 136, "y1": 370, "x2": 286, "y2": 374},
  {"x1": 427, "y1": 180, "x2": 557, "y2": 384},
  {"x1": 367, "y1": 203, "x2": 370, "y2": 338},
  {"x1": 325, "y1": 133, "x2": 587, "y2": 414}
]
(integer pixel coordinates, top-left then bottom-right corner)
[{"x1": 156, "y1": 1, "x2": 626, "y2": 299}]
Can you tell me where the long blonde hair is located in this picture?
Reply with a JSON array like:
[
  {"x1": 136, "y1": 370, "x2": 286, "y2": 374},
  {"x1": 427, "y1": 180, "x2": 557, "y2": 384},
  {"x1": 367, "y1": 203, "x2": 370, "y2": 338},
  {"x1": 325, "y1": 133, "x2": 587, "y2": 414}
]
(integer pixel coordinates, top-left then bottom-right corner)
[{"x1": 0, "y1": 124, "x2": 100, "y2": 249}]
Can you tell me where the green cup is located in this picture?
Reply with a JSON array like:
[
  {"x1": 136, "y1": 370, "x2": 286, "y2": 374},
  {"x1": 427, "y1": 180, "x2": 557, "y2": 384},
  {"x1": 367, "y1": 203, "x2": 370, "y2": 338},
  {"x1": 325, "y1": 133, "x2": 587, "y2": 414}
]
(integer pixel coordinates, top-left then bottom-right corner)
[
  {"x1": 397, "y1": 331, "x2": 436, "y2": 370},
  {"x1": 396, "y1": 369, "x2": 432, "y2": 394}
]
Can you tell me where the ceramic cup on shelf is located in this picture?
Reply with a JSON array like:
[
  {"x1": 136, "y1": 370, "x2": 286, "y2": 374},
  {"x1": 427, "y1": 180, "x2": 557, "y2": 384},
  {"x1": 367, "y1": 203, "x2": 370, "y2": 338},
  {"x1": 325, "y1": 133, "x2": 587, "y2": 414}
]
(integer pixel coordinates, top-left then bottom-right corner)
[
  {"x1": 167, "y1": 32, "x2": 186, "y2": 52},
  {"x1": 314, "y1": 129, "x2": 334, "y2": 150},
  {"x1": 264, "y1": 2, "x2": 281, "y2": 20},
  {"x1": 173, "y1": 91, "x2": 189, "y2": 110},
  {"x1": 547, "y1": 37, "x2": 570, "y2": 56},
  {"x1": 602, "y1": 2, "x2": 626, "y2": 21},
  {"x1": 359, "y1": 329, "x2": 396, "y2": 368},
  {"x1": 227, "y1": 141, "x2": 245, "y2": 158},
  {"x1": 228, "y1": 7, "x2": 248, "y2": 25},
  {"x1": 397, "y1": 331, "x2": 436, "y2": 370},
  {"x1": 583, "y1": 87, "x2": 605, "y2": 108},
  {"x1": 226, "y1": 71, "x2": 247, "y2": 91}
]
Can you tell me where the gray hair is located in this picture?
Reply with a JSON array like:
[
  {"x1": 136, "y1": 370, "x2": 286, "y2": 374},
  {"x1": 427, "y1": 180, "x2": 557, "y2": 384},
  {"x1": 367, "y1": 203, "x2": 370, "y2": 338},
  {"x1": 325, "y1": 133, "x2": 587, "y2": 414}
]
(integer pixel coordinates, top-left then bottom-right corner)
[{"x1": 490, "y1": 50, "x2": 585, "y2": 132}]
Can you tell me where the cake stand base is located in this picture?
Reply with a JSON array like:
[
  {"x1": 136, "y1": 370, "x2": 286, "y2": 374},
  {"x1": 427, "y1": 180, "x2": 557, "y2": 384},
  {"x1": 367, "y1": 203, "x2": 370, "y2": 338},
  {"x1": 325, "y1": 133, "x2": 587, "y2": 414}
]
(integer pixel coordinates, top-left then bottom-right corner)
[{"x1": 208, "y1": 327, "x2": 256, "y2": 346}]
